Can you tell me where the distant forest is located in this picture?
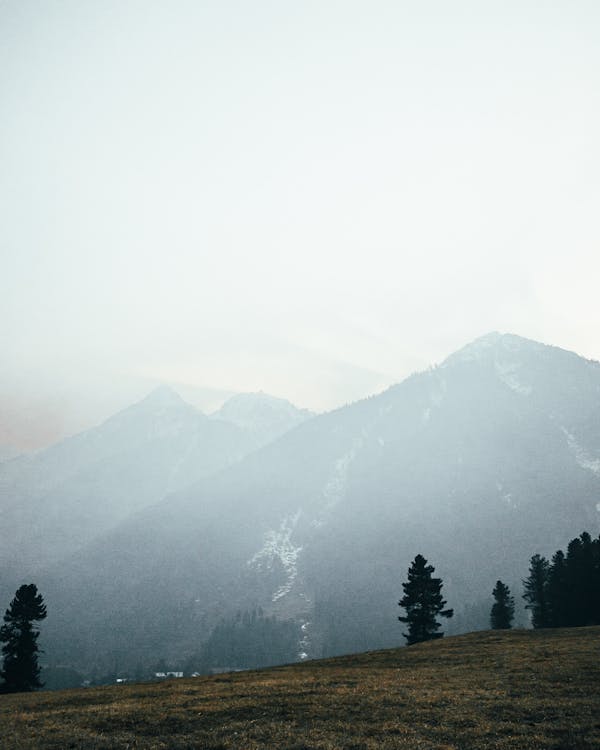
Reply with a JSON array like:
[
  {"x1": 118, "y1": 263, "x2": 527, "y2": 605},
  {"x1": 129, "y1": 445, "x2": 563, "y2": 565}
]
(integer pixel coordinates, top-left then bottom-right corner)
[{"x1": 185, "y1": 609, "x2": 299, "y2": 674}]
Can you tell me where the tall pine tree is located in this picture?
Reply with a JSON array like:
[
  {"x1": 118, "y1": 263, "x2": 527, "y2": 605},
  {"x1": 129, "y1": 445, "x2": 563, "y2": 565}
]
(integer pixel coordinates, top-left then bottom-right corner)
[
  {"x1": 564, "y1": 532, "x2": 597, "y2": 626},
  {"x1": 547, "y1": 550, "x2": 569, "y2": 627},
  {"x1": 523, "y1": 554, "x2": 550, "y2": 628},
  {"x1": 0, "y1": 584, "x2": 47, "y2": 693},
  {"x1": 490, "y1": 580, "x2": 514, "y2": 629},
  {"x1": 398, "y1": 554, "x2": 453, "y2": 645}
]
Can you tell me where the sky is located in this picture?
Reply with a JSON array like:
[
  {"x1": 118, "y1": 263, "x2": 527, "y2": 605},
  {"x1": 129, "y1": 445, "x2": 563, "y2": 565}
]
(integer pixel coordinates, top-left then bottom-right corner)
[{"x1": 1, "y1": 0, "x2": 599, "y2": 450}]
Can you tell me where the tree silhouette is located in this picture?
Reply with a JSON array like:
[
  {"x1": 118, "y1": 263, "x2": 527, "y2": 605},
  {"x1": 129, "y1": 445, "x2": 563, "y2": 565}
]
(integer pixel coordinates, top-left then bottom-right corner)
[
  {"x1": 526, "y1": 532, "x2": 600, "y2": 629},
  {"x1": 490, "y1": 580, "x2": 514, "y2": 629},
  {"x1": 564, "y1": 532, "x2": 598, "y2": 626},
  {"x1": 0, "y1": 584, "x2": 47, "y2": 692},
  {"x1": 547, "y1": 550, "x2": 569, "y2": 627},
  {"x1": 398, "y1": 554, "x2": 453, "y2": 645},
  {"x1": 523, "y1": 554, "x2": 550, "y2": 628}
]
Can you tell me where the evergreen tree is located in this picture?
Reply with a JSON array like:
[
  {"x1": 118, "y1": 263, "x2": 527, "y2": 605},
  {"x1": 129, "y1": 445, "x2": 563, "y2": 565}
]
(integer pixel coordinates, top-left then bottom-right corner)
[
  {"x1": 398, "y1": 554, "x2": 453, "y2": 645},
  {"x1": 523, "y1": 554, "x2": 550, "y2": 628},
  {"x1": 590, "y1": 534, "x2": 600, "y2": 625},
  {"x1": 523, "y1": 532, "x2": 600, "y2": 630},
  {"x1": 547, "y1": 549, "x2": 569, "y2": 627},
  {"x1": 0, "y1": 584, "x2": 47, "y2": 693},
  {"x1": 537, "y1": 532, "x2": 600, "y2": 629},
  {"x1": 563, "y1": 532, "x2": 600, "y2": 626},
  {"x1": 490, "y1": 580, "x2": 514, "y2": 629}
]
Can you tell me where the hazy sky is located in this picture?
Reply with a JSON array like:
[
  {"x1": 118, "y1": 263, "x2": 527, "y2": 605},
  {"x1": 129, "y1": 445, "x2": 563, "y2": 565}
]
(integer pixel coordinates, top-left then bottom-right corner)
[{"x1": 2, "y1": 1, "x2": 599, "y2": 449}]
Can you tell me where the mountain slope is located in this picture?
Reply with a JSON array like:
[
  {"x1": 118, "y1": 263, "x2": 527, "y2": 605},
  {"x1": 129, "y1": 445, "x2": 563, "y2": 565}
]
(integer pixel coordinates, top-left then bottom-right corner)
[
  {"x1": 0, "y1": 386, "x2": 311, "y2": 585},
  {"x1": 38, "y1": 334, "x2": 600, "y2": 669}
]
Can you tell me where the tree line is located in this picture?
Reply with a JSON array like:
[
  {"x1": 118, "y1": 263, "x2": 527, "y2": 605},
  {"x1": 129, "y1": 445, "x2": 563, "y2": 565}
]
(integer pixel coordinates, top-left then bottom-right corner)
[
  {"x1": 2, "y1": 531, "x2": 599, "y2": 691},
  {"x1": 398, "y1": 530, "x2": 600, "y2": 645},
  {"x1": 523, "y1": 531, "x2": 600, "y2": 629}
]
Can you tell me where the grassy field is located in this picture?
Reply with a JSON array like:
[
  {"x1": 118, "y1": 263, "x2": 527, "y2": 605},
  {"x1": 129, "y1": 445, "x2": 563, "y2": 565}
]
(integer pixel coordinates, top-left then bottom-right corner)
[{"x1": 1, "y1": 627, "x2": 599, "y2": 749}]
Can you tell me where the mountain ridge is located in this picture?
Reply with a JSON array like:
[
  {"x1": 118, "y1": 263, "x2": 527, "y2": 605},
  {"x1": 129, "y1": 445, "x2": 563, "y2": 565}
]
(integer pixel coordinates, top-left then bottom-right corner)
[
  {"x1": 34, "y1": 332, "x2": 600, "y2": 671},
  {"x1": 0, "y1": 385, "x2": 312, "y2": 587}
]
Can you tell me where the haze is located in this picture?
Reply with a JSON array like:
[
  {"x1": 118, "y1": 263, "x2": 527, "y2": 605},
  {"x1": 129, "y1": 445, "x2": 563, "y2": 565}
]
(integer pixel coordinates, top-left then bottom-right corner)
[{"x1": 2, "y1": 0, "x2": 599, "y2": 450}]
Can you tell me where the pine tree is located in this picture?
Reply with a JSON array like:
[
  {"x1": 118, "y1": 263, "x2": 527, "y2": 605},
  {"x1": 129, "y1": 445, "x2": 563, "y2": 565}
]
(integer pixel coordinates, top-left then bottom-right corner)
[
  {"x1": 547, "y1": 549, "x2": 569, "y2": 627},
  {"x1": 490, "y1": 580, "x2": 514, "y2": 629},
  {"x1": 0, "y1": 584, "x2": 47, "y2": 693},
  {"x1": 523, "y1": 554, "x2": 550, "y2": 628},
  {"x1": 562, "y1": 532, "x2": 600, "y2": 626},
  {"x1": 590, "y1": 534, "x2": 600, "y2": 625},
  {"x1": 542, "y1": 532, "x2": 600, "y2": 628},
  {"x1": 398, "y1": 554, "x2": 453, "y2": 645}
]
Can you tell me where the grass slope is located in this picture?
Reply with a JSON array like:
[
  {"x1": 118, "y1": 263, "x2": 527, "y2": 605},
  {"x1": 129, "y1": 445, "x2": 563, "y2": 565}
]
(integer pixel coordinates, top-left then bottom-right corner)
[{"x1": 2, "y1": 627, "x2": 599, "y2": 749}]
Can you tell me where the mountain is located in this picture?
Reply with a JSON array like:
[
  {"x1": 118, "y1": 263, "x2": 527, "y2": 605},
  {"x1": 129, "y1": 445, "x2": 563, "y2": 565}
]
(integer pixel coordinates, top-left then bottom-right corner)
[
  {"x1": 0, "y1": 445, "x2": 20, "y2": 463},
  {"x1": 211, "y1": 392, "x2": 313, "y2": 446},
  {"x1": 0, "y1": 385, "x2": 311, "y2": 586},
  {"x1": 33, "y1": 334, "x2": 600, "y2": 670}
]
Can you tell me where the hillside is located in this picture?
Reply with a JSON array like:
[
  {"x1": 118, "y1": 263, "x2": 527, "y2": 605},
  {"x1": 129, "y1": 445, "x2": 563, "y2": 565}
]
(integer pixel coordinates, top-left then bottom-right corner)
[
  {"x1": 38, "y1": 332, "x2": 600, "y2": 670},
  {"x1": 2, "y1": 627, "x2": 599, "y2": 749},
  {"x1": 0, "y1": 386, "x2": 311, "y2": 592}
]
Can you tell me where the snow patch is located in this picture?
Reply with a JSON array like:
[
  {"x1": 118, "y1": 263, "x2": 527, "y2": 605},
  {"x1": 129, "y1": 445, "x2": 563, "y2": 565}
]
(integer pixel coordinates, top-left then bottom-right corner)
[
  {"x1": 562, "y1": 428, "x2": 600, "y2": 475},
  {"x1": 496, "y1": 482, "x2": 514, "y2": 505},
  {"x1": 248, "y1": 511, "x2": 303, "y2": 602},
  {"x1": 298, "y1": 620, "x2": 311, "y2": 660}
]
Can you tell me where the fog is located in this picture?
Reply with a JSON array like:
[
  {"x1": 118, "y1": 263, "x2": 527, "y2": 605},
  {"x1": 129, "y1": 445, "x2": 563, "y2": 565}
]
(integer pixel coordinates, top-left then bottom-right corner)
[{"x1": 2, "y1": 0, "x2": 599, "y2": 449}]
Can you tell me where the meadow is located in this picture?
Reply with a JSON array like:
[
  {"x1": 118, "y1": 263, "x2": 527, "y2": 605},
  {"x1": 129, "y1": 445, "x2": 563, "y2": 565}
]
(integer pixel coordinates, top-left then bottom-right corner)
[{"x1": 1, "y1": 627, "x2": 599, "y2": 749}]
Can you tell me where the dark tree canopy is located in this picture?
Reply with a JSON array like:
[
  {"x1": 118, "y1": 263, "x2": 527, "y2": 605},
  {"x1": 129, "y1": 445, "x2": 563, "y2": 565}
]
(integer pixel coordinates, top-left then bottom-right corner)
[
  {"x1": 523, "y1": 533, "x2": 600, "y2": 630},
  {"x1": 547, "y1": 549, "x2": 569, "y2": 627},
  {"x1": 523, "y1": 554, "x2": 551, "y2": 629},
  {"x1": 563, "y1": 532, "x2": 600, "y2": 626},
  {"x1": 490, "y1": 580, "x2": 514, "y2": 630},
  {"x1": 0, "y1": 584, "x2": 47, "y2": 693},
  {"x1": 398, "y1": 554, "x2": 453, "y2": 645}
]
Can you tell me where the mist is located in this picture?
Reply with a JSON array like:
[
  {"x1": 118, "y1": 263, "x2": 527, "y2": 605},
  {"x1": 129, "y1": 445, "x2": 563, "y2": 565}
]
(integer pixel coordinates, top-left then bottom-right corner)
[{"x1": 2, "y1": 0, "x2": 600, "y2": 449}]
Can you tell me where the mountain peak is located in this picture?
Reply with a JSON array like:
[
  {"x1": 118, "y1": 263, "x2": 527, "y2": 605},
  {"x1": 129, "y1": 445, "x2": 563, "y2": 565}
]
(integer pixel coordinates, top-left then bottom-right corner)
[
  {"x1": 442, "y1": 332, "x2": 545, "y2": 367},
  {"x1": 214, "y1": 391, "x2": 311, "y2": 419},
  {"x1": 211, "y1": 391, "x2": 313, "y2": 442},
  {"x1": 138, "y1": 384, "x2": 187, "y2": 409}
]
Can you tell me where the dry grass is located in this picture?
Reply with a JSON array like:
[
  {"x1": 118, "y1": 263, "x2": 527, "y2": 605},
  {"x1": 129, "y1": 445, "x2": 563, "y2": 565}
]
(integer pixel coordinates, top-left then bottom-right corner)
[{"x1": 1, "y1": 627, "x2": 599, "y2": 749}]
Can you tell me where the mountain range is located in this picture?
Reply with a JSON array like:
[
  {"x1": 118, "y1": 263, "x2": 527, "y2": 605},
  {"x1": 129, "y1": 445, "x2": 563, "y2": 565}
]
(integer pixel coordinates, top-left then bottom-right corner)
[
  {"x1": 4, "y1": 332, "x2": 600, "y2": 673},
  {"x1": 0, "y1": 388, "x2": 312, "y2": 584}
]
